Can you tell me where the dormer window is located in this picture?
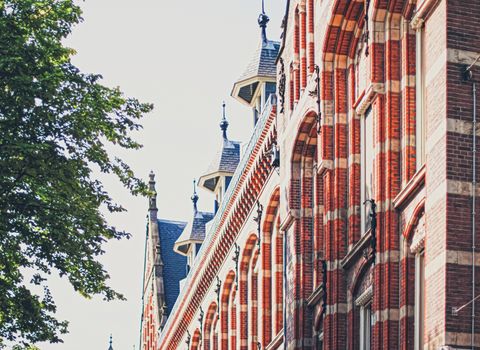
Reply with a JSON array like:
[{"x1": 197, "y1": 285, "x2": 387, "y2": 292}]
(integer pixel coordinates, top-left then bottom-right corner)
[{"x1": 231, "y1": 7, "x2": 280, "y2": 127}]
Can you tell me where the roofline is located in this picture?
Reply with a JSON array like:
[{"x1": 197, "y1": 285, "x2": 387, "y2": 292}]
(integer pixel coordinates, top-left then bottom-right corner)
[{"x1": 157, "y1": 218, "x2": 187, "y2": 226}]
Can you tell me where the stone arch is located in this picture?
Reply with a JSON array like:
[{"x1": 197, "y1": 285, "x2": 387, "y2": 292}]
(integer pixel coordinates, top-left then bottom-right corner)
[
  {"x1": 190, "y1": 328, "x2": 201, "y2": 350},
  {"x1": 212, "y1": 316, "x2": 219, "y2": 350},
  {"x1": 220, "y1": 270, "x2": 235, "y2": 350},
  {"x1": 229, "y1": 288, "x2": 237, "y2": 350},
  {"x1": 400, "y1": 200, "x2": 426, "y2": 350},
  {"x1": 403, "y1": 198, "x2": 426, "y2": 242},
  {"x1": 203, "y1": 301, "x2": 217, "y2": 350},
  {"x1": 288, "y1": 110, "x2": 319, "y2": 347},
  {"x1": 350, "y1": 259, "x2": 375, "y2": 350}
]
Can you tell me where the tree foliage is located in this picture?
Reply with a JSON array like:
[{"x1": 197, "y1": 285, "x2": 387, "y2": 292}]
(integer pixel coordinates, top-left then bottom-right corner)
[{"x1": 0, "y1": 0, "x2": 153, "y2": 345}]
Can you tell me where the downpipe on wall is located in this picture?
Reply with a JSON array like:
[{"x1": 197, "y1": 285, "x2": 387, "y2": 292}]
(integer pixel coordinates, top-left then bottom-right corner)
[{"x1": 464, "y1": 59, "x2": 478, "y2": 350}]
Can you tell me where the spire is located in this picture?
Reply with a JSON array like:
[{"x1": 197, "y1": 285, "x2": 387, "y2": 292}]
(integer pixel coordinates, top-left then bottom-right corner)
[
  {"x1": 148, "y1": 171, "x2": 157, "y2": 212},
  {"x1": 191, "y1": 179, "x2": 199, "y2": 213},
  {"x1": 258, "y1": 0, "x2": 270, "y2": 44},
  {"x1": 219, "y1": 102, "x2": 229, "y2": 140},
  {"x1": 108, "y1": 334, "x2": 113, "y2": 350}
]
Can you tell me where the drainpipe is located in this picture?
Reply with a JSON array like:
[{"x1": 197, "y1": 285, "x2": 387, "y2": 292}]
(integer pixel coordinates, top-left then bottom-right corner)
[
  {"x1": 283, "y1": 230, "x2": 287, "y2": 350},
  {"x1": 464, "y1": 58, "x2": 478, "y2": 350},
  {"x1": 472, "y1": 80, "x2": 477, "y2": 350}
]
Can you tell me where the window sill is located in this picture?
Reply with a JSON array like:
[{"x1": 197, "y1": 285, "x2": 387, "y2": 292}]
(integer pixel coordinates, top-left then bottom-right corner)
[
  {"x1": 341, "y1": 229, "x2": 372, "y2": 269},
  {"x1": 393, "y1": 164, "x2": 426, "y2": 210}
]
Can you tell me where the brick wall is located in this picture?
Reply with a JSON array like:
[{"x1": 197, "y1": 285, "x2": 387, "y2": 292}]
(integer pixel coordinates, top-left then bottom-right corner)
[{"x1": 155, "y1": 0, "x2": 480, "y2": 349}]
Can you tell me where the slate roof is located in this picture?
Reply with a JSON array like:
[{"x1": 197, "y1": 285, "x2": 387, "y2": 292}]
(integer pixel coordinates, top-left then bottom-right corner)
[
  {"x1": 174, "y1": 211, "x2": 215, "y2": 254},
  {"x1": 157, "y1": 219, "x2": 187, "y2": 316},
  {"x1": 237, "y1": 39, "x2": 280, "y2": 83},
  {"x1": 206, "y1": 139, "x2": 241, "y2": 175}
]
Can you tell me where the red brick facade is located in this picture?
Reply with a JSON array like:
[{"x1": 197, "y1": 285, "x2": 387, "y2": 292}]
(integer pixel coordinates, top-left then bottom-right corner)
[{"x1": 151, "y1": 0, "x2": 480, "y2": 349}]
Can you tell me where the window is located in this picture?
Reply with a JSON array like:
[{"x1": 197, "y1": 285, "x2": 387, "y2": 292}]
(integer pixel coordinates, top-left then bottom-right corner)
[
  {"x1": 361, "y1": 107, "x2": 374, "y2": 233},
  {"x1": 316, "y1": 323, "x2": 324, "y2": 350},
  {"x1": 415, "y1": 25, "x2": 426, "y2": 169},
  {"x1": 414, "y1": 249, "x2": 425, "y2": 350},
  {"x1": 359, "y1": 302, "x2": 372, "y2": 350},
  {"x1": 356, "y1": 286, "x2": 373, "y2": 350},
  {"x1": 355, "y1": 35, "x2": 368, "y2": 100}
]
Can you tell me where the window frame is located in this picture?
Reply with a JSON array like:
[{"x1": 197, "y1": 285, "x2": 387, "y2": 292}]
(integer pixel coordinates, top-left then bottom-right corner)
[
  {"x1": 415, "y1": 25, "x2": 426, "y2": 169},
  {"x1": 414, "y1": 249, "x2": 425, "y2": 350},
  {"x1": 356, "y1": 286, "x2": 374, "y2": 350},
  {"x1": 361, "y1": 106, "x2": 375, "y2": 234}
]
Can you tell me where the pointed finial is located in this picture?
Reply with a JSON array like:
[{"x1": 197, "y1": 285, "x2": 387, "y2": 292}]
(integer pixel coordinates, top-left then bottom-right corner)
[
  {"x1": 219, "y1": 101, "x2": 229, "y2": 140},
  {"x1": 191, "y1": 179, "x2": 199, "y2": 213},
  {"x1": 258, "y1": 0, "x2": 269, "y2": 44},
  {"x1": 149, "y1": 170, "x2": 155, "y2": 190},
  {"x1": 148, "y1": 171, "x2": 157, "y2": 211},
  {"x1": 108, "y1": 334, "x2": 113, "y2": 350}
]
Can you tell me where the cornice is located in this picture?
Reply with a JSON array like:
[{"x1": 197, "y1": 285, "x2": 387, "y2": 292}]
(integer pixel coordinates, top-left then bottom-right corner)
[{"x1": 158, "y1": 100, "x2": 278, "y2": 349}]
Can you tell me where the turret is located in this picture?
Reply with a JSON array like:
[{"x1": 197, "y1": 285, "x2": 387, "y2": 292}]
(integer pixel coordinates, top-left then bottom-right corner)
[
  {"x1": 198, "y1": 103, "x2": 241, "y2": 213},
  {"x1": 231, "y1": 3, "x2": 280, "y2": 125},
  {"x1": 108, "y1": 335, "x2": 113, "y2": 350},
  {"x1": 174, "y1": 180, "x2": 214, "y2": 280}
]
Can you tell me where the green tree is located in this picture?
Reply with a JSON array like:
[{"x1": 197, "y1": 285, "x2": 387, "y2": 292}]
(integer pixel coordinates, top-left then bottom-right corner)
[{"x1": 0, "y1": 0, "x2": 152, "y2": 346}]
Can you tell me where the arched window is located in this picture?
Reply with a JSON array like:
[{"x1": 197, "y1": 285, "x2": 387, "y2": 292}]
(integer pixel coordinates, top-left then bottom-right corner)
[
  {"x1": 410, "y1": 214, "x2": 426, "y2": 350},
  {"x1": 290, "y1": 113, "x2": 319, "y2": 343},
  {"x1": 203, "y1": 302, "x2": 217, "y2": 350},
  {"x1": 353, "y1": 268, "x2": 374, "y2": 350}
]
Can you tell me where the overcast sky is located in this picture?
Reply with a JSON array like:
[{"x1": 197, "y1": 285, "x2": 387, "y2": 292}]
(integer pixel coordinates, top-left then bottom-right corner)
[{"x1": 38, "y1": 1, "x2": 284, "y2": 349}]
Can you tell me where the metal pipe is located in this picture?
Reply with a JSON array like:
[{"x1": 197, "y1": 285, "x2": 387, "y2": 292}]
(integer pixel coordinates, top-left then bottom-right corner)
[
  {"x1": 472, "y1": 80, "x2": 477, "y2": 350},
  {"x1": 283, "y1": 230, "x2": 287, "y2": 349}
]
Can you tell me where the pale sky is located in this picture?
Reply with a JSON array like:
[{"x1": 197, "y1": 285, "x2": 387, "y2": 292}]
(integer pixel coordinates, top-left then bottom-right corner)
[{"x1": 38, "y1": 1, "x2": 284, "y2": 349}]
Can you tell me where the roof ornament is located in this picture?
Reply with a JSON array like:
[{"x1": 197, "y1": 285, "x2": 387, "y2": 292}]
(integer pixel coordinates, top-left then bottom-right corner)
[
  {"x1": 148, "y1": 170, "x2": 157, "y2": 211},
  {"x1": 219, "y1": 101, "x2": 229, "y2": 140},
  {"x1": 191, "y1": 179, "x2": 199, "y2": 213},
  {"x1": 258, "y1": 0, "x2": 269, "y2": 44},
  {"x1": 108, "y1": 334, "x2": 113, "y2": 350}
]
